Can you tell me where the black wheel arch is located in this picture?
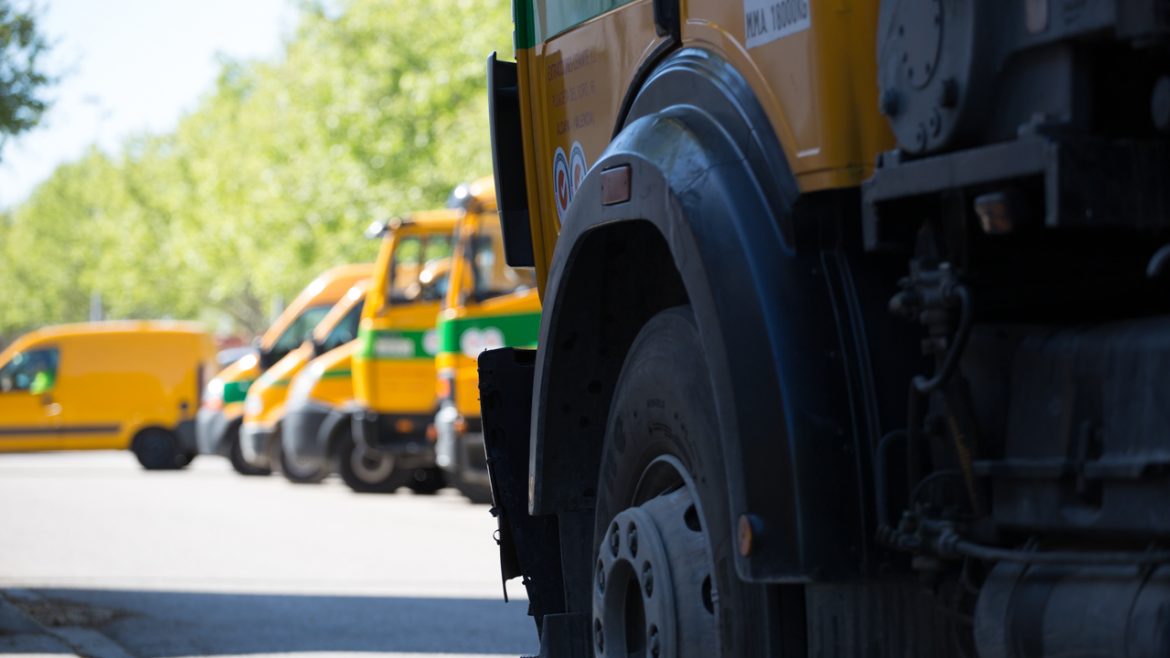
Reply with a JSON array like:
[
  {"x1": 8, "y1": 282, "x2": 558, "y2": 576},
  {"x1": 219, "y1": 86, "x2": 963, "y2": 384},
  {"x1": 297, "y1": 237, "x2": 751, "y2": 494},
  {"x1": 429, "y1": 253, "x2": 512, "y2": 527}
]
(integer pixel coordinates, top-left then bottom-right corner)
[{"x1": 530, "y1": 47, "x2": 876, "y2": 583}]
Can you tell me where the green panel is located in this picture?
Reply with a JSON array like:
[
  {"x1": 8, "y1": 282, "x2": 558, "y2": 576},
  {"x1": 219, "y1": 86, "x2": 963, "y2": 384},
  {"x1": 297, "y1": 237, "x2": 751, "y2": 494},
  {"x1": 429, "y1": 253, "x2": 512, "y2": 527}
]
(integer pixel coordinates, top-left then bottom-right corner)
[
  {"x1": 437, "y1": 311, "x2": 541, "y2": 355},
  {"x1": 223, "y1": 379, "x2": 254, "y2": 404},
  {"x1": 320, "y1": 369, "x2": 353, "y2": 380},
  {"x1": 514, "y1": 0, "x2": 537, "y2": 50},
  {"x1": 355, "y1": 327, "x2": 436, "y2": 361}
]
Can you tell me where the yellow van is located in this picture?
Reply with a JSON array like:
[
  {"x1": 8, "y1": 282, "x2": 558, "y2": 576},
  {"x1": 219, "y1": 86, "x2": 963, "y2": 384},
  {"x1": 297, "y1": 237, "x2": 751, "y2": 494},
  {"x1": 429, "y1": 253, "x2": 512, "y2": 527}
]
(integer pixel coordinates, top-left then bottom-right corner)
[
  {"x1": 280, "y1": 339, "x2": 359, "y2": 483},
  {"x1": 349, "y1": 212, "x2": 458, "y2": 493},
  {"x1": 434, "y1": 186, "x2": 540, "y2": 503},
  {"x1": 0, "y1": 321, "x2": 217, "y2": 469},
  {"x1": 196, "y1": 263, "x2": 372, "y2": 474},
  {"x1": 238, "y1": 280, "x2": 367, "y2": 474}
]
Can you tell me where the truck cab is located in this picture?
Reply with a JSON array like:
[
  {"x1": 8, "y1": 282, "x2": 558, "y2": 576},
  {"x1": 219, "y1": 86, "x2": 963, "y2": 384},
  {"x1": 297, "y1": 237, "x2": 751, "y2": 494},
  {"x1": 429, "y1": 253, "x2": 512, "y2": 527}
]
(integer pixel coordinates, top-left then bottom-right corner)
[
  {"x1": 483, "y1": 1, "x2": 1170, "y2": 656},
  {"x1": 434, "y1": 178, "x2": 540, "y2": 503},
  {"x1": 347, "y1": 213, "x2": 458, "y2": 493}
]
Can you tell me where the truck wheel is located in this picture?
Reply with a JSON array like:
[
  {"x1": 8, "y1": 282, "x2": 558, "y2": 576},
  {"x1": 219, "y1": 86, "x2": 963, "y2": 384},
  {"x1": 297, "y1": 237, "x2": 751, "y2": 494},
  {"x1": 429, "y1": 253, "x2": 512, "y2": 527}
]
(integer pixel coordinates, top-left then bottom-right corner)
[
  {"x1": 592, "y1": 307, "x2": 775, "y2": 658},
  {"x1": 133, "y1": 429, "x2": 186, "y2": 471},
  {"x1": 339, "y1": 435, "x2": 397, "y2": 493},
  {"x1": 229, "y1": 433, "x2": 271, "y2": 476},
  {"x1": 407, "y1": 467, "x2": 446, "y2": 495}
]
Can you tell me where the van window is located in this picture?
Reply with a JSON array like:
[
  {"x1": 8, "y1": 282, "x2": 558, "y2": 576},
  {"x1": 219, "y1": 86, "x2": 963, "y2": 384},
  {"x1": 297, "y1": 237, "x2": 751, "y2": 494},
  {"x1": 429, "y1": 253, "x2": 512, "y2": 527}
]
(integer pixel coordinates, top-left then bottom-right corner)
[
  {"x1": 320, "y1": 300, "x2": 366, "y2": 352},
  {"x1": 533, "y1": 0, "x2": 633, "y2": 42},
  {"x1": 271, "y1": 304, "x2": 332, "y2": 356},
  {"x1": 0, "y1": 348, "x2": 60, "y2": 394},
  {"x1": 465, "y1": 219, "x2": 536, "y2": 304},
  {"x1": 389, "y1": 234, "x2": 453, "y2": 304}
]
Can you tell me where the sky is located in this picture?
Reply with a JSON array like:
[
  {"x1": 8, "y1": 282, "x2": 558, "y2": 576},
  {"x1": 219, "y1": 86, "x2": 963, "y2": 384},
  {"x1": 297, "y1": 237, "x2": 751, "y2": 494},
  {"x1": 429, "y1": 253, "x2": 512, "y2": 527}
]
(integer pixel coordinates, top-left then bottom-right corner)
[{"x1": 0, "y1": 0, "x2": 296, "y2": 209}]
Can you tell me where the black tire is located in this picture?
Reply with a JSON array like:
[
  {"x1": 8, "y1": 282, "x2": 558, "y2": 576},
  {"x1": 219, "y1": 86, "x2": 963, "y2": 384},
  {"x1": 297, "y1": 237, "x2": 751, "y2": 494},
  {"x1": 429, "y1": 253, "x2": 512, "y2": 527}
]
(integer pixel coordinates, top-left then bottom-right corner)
[
  {"x1": 132, "y1": 429, "x2": 187, "y2": 471},
  {"x1": 454, "y1": 478, "x2": 493, "y2": 505},
  {"x1": 338, "y1": 434, "x2": 397, "y2": 493},
  {"x1": 229, "y1": 429, "x2": 271, "y2": 476},
  {"x1": 280, "y1": 442, "x2": 328, "y2": 484},
  {"x1": 592, "y1": 307, "x2": 775, "y2": 658},
  {"x1": 407, "y1": 467, "x2": 446, "y2": 495}
]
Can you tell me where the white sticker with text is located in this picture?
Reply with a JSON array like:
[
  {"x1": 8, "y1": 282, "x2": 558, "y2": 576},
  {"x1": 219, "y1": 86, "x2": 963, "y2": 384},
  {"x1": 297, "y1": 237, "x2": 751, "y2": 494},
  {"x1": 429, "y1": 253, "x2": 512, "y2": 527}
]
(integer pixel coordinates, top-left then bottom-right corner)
[{"x1": 744, "y1": 0, "x2": 811, "y2": 49}]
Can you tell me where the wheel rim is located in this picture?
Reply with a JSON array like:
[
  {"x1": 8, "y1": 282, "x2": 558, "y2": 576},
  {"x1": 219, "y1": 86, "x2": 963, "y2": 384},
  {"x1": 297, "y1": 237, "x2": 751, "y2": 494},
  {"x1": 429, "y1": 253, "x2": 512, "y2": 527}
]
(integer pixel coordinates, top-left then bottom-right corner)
[
  {"x1": 350, "y1": 444, "x2": 393, "y2": 483},
  {"x1": 594, "y1": 455, "x2": 718, "y2": 658}
]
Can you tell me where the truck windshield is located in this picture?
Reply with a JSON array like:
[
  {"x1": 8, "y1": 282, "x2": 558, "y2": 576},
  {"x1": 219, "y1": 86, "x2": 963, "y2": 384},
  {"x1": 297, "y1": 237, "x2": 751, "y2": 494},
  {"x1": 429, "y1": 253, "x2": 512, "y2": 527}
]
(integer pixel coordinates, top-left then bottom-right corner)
[
  {"x1": 467, "y1": 218, "x2": 535, "y2": 303},
  {"x1": 319, "y1": 301, "x2": 365, "y2": 353},
  {"x1": 389, "y1": 234, "x2": 453, "y2": 303},
  {"x1": 271, "y1": 305, "x2": 333, "y2": 356}
]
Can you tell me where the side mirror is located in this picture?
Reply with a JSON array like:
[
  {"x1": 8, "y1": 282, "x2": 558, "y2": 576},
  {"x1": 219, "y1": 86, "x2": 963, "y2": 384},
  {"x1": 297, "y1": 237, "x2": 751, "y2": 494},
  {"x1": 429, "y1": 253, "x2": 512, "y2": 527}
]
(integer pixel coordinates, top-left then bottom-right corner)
[{"x1": 258, "y1": 349, "x2": 281, "y2": 369}]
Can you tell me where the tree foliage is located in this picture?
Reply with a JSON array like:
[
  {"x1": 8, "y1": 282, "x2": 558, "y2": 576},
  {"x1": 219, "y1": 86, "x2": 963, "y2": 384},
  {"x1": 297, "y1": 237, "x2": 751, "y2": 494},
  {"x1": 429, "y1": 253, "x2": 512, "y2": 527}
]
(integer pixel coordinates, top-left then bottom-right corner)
[
  {"x1": 0, "y1": 0, "x2": 52, "y2": 151},
  {"x1": 0, "y1": 0, "x2": 511, "y2": 339}
]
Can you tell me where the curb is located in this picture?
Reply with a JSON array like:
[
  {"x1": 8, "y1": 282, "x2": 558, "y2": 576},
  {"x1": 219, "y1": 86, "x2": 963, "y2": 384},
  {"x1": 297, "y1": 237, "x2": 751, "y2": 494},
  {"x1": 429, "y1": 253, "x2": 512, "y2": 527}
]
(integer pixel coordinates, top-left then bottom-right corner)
[{"x1": 1, "y1": 589, "x2": 136, "y2": 658}]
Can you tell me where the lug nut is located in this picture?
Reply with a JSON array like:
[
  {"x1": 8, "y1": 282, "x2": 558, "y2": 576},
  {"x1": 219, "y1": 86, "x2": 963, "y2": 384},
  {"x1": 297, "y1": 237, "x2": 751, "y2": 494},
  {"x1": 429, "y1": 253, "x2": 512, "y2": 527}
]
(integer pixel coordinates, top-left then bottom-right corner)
[
  {"x1": 594, "y1": 618, "x2": 604, "y2": 653},
  {"x1": 610, "y1": 523, "x2": 620, "y2": 556},
  {"x1": 627, "y1": 524, "x2": 638, "y2": 557},
  {"x1": 642, "y1": 562, "x2": 654, "y2": 597},
  {"x1": 597, "y1": 560, "x2": 605, "y2": 592},
  {"x1": 649, "y1": 625, "x2": 660, "y2": 658}
]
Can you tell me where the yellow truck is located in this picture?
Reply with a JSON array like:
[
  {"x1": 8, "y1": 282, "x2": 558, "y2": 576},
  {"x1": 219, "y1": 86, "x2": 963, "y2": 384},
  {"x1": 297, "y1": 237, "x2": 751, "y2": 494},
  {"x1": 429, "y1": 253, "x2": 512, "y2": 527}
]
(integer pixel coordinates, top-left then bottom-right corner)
[
  {"x1": 197, "y1": 263, "x2": 371, "y2": 475},
  {"x1": 238, "y1": 281, "x2": 367, "y2": 475},
  {"x1": 479, "y1": 1, "x2": 1170, "y2": 655},
  {"x1": 434, "y1": 180, "x2": 540, "y2": 503},
  {"x1": 0, "y1": 321, "x2": 216, "y2": 469},
  {"x1": 348, "y1": 212, "x2": 458, "y2": 493}
]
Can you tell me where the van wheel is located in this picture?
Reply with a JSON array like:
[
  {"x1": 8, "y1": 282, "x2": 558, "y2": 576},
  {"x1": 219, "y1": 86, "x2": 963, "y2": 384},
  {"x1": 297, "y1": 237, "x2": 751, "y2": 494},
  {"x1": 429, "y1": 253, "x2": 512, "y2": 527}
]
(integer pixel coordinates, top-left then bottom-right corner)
[
  {"x1": 407, "y1": 467, "x2": 446, "y2": 495},
  {"x1": 592, "y1": 308, "x2": 776, "y2": 658},
  {"x1": 133, "y1": 429, "x2": 186, "y2": 471},
  {"x1": 339, "y1": 435, "x2": 397, "y2": 493},
  {"x1": 229, "y1": 434, "x2": 271, "y2": 476},
  {"x1": 281, "y1": 445, "x2": 327, "y2": 484}
]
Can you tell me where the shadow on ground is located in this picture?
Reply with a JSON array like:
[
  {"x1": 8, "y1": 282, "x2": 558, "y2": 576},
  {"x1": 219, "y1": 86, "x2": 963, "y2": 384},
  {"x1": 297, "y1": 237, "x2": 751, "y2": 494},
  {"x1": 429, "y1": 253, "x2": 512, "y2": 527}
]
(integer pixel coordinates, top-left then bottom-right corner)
[{"x1": 3, "y1": 588, "x2": 537, "y2": 656}]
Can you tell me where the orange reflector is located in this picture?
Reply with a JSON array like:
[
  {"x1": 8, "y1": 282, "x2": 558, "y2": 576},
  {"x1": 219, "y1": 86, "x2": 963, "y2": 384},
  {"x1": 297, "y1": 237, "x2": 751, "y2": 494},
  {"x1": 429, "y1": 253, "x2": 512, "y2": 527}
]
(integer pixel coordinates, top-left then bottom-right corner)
[
  {"x1": 436, "y1": 377, "x2": 452, "y2": 400},
  {"x1": 395, "y1": 418, "x2": 416, "y2": 434},
  {"x1": 426, "y1": 424, "x2": 438, "y2": 442},
  {"x1": 601, "y1": 165, "x2": 631, "y2": 205},
  {"x1": 454, "y1": 418, "x2": 469, "y2": 435}
]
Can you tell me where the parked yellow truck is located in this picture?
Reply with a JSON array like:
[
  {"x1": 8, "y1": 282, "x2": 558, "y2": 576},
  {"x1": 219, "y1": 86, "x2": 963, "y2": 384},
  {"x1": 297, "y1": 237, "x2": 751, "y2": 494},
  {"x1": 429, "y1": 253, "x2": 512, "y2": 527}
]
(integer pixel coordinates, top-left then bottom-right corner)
[
  {"x1": 197, "y1": 263, "x2": 371, "y2": 475},
  {"x1": 480, "y1": 1, "x2": 1170, "y2": 656},
  {"x1": 0, "y1": 322, "x2": 216, "y2": 469},
  {"x1": 434, "y1": 179, "x2": 540, "y2": 503},
  {"x1": 348, "y1": 212, "x2": 457, "y2": 493},
  {"x1": 238, "y1": 281, "x2": 367, "y2": 475}
]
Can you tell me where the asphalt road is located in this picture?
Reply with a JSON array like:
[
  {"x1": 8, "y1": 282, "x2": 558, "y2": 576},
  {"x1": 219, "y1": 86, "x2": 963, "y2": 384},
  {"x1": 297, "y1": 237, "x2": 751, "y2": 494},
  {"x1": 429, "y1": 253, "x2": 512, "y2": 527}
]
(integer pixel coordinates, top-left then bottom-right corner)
[{"x1": 0, "y1": 451, "x2": 539, "y2": 658}]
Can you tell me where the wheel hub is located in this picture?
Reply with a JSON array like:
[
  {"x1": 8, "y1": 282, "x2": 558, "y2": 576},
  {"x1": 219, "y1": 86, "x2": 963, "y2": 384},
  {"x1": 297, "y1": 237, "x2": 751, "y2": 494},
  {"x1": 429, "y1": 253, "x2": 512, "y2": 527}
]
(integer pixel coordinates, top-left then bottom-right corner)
[
  {"x1": 351, "y1": 444, "x2": 393, "y2": 482},
  {"x1": 594, "y1": 461, "x2": 718, "y2": 658}
]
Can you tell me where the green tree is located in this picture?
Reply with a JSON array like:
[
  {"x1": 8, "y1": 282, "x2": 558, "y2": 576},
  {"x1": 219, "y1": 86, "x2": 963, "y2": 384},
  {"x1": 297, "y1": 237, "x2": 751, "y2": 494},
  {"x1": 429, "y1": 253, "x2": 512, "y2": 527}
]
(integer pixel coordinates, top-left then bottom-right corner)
[
  {"x1": 0, "y1": 0, "x2": 52, "y2": 154},
  {"x1": 0, "y1": 0, "x2": 511, "y2": 338}
]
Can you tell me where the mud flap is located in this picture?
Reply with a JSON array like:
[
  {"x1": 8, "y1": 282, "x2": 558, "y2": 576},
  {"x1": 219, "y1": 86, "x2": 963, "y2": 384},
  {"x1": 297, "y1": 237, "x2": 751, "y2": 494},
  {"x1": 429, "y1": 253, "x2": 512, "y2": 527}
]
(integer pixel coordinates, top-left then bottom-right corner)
[{"x1": 478, "y1": 348, "x2": 566, "y2": 633}]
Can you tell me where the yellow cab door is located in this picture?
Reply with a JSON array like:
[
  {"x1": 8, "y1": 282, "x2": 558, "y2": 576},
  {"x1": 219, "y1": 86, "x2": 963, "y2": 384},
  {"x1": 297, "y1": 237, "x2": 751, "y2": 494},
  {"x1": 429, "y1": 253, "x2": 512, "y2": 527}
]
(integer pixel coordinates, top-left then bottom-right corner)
[
  {"x1": 0, "y1": 346, "x2": 63, "y2": 451},
  {"x1": 442, "y1": 212, "x2": 541, "y2": 418},
  {"x1": 357, "y1": 220, "x2": 455, "y2": 418}
]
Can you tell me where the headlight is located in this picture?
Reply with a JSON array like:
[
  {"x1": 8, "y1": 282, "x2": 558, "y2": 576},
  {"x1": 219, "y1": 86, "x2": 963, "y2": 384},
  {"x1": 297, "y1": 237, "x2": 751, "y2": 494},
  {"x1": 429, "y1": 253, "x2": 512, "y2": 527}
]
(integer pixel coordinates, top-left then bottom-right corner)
[
  {"x1": 202, "y1": 378, "x2": 225, "y2": 410},
  {"x1": 288, "y1": 361, "x2": 325, "y2": 407}
]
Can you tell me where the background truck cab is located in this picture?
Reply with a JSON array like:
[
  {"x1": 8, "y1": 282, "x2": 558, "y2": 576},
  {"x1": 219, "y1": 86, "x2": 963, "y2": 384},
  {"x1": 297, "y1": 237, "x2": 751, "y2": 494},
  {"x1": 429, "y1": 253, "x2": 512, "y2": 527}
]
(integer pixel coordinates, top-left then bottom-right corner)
[
  {"x1": 0, "y1": 321, "x2": 216, "y2": 470},
  {"x1": 348, "y1": 212, "x2": 457, "y2": 493},
  {"x1": 433, "y1": 177, "x2": 540, "y2": 503}
]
